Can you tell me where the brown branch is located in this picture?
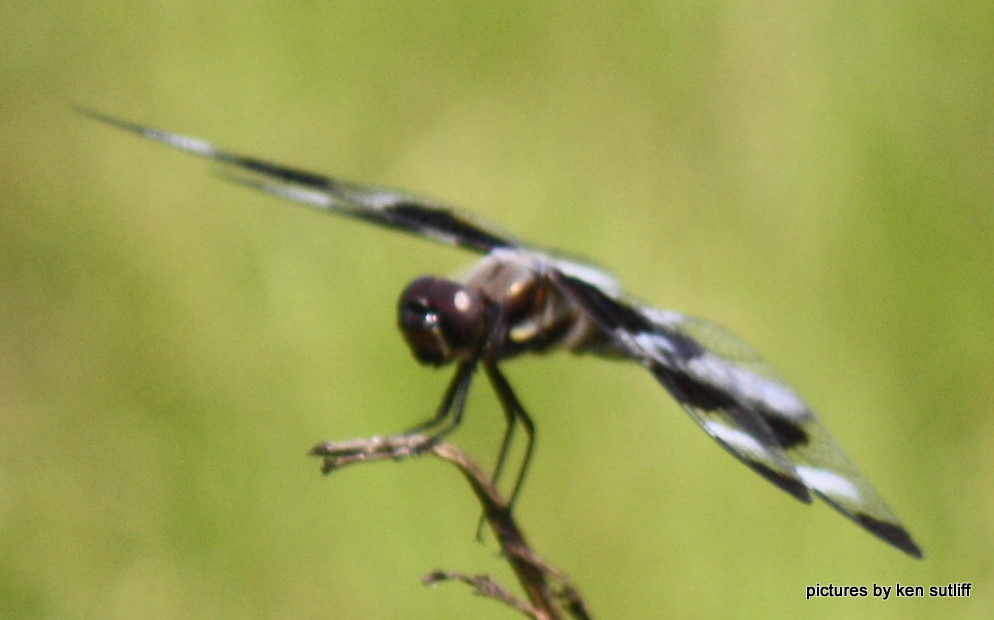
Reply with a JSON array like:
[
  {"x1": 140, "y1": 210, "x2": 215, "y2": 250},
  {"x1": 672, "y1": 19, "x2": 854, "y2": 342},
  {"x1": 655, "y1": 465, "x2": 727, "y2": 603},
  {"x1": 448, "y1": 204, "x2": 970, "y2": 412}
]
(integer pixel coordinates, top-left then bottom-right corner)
[{"x1": 310, "y1": 434, "x2": 593, "y2": 620}]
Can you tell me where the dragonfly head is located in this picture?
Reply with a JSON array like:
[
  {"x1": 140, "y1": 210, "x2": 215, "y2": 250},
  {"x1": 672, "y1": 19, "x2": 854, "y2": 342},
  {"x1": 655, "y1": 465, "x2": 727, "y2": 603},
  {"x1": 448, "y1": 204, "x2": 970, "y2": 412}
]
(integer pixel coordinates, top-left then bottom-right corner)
[{"x1": 397, "y1": 276, "x2": 487, "y2": 366}]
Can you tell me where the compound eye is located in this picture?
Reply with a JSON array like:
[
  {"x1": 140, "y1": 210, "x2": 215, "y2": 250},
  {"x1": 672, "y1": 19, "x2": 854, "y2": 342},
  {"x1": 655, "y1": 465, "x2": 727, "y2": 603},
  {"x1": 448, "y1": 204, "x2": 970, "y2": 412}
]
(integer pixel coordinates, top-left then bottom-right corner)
[{"x1": 397, "y1": 277, "x2": 486, "y2": 366}]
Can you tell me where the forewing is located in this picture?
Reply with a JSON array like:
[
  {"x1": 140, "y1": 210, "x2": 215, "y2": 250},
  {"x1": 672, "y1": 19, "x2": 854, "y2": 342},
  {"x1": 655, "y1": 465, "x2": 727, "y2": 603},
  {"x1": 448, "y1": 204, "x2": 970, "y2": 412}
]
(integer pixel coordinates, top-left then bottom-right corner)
[
  {"x1": 555, "y1": 272, "x2": 922, "y2": 557},
  {"x1": 80, "y1": 108, "x2": 520, "y2": 254}
]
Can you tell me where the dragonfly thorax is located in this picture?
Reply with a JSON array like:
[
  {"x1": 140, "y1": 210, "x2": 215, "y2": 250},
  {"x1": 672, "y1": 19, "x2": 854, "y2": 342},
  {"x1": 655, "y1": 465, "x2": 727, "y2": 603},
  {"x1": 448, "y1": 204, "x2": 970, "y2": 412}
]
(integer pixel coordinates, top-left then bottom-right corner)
[{"x1": 461, "y1": 253, "x2": 598, "y2": 357}]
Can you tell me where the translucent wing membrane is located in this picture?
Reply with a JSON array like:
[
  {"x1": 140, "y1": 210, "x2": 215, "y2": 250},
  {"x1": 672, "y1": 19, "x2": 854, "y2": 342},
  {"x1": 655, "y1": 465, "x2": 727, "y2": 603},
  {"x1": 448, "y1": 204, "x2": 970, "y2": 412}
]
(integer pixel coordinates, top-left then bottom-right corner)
[
  {"x1": 554, "y1": 273, "x2": 922, "y2": 558},
  {"x1": 78, "y1": 108, "x2": 521, "y2": 254}
]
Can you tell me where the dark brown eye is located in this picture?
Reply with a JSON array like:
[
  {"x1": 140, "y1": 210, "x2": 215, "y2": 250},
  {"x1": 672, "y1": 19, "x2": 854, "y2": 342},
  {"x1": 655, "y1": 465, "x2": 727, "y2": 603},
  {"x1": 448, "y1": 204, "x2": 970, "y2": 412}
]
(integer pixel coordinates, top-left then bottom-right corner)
[{"x1": 397, "y1": 277, "x2": 487, "y2": 365}]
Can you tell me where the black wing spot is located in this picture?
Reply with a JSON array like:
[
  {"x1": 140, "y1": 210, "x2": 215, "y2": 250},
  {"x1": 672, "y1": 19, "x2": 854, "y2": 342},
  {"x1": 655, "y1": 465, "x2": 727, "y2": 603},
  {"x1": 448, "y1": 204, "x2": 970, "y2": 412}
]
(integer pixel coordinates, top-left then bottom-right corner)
[
  {"x1": 221, "y1": 153, "x2": 330, "y2": 187},
  {"x1": 760, "y1": 414, "x2": 809, "y2": 449},
  {"x1": 856, "y1": 513, "x2": 923, "y2": 559},
  {"x1": 659, "y1": 369, "x2": 736, "y2": 410},
  {"x1": 387, "y1": 202, "x2": 514, "y2": 252},
  {"x1": 557, "y1": 274, "x2": 704, "y2": 358},
  {"x1": 747, "y1": 460, "x2": 812, "y2": 503},
  {"x1": 556, "y1": 274, "x2": 654, "y2": 332},
  {"x1": 654, "y1": 368, "x2": 784, "y2": 450}
]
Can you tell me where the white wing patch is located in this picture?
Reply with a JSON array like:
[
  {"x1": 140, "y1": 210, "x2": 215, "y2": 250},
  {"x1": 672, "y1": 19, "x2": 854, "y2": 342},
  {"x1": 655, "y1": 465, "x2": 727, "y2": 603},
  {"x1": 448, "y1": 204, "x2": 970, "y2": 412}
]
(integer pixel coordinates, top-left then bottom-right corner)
[
  {"x1": 796, "y1": 466, "x2": 862, "y2": 502},
  {"x1": 685, "y1": 353, "x2": 810, "y2": 420},
  {"x1": 633, "y1": 332, "x2": 684, "y2": 358},
  {"x1": 703, "y1": 420, "x2": 771, "y2": 461}
]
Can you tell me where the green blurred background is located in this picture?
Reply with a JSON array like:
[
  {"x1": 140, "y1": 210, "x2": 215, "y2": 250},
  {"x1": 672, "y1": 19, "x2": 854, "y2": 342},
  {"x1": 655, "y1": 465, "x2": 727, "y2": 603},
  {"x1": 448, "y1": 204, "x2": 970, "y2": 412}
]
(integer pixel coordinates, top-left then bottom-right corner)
[{"x1": 2, "y1": 1, "x2": 991, "y2": 618}]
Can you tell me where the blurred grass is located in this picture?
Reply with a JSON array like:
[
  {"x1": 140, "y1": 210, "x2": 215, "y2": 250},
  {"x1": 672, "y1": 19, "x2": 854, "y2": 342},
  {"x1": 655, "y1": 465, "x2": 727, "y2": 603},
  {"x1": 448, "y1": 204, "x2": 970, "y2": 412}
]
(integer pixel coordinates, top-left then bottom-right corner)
[{"x1": 2, "y1": 1, "x2": 992, "y2": 618}]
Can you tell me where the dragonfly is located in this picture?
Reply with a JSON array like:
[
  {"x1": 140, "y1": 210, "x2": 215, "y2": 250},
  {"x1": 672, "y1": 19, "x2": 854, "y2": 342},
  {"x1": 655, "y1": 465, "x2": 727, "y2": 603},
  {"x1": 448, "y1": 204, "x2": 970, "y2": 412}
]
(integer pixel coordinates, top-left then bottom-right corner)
[{"x1": 82, "y1": 108, "x2": 922, "y2": 559}]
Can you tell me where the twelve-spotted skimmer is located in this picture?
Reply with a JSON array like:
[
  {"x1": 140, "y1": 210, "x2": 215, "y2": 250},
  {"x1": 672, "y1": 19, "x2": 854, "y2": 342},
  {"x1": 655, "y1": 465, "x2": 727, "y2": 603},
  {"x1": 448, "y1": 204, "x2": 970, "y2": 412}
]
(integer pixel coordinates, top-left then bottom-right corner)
[{"x1": 84, "y1": 109, "x2": 922, "y2": 559}]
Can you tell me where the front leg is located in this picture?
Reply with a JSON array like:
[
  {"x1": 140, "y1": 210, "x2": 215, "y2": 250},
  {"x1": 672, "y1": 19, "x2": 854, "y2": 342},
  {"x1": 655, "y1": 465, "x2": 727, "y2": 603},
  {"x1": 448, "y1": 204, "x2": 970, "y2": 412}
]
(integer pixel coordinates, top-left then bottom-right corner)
[{"x1": 311, "y1": 360, "x2": 478, "y2": 472}]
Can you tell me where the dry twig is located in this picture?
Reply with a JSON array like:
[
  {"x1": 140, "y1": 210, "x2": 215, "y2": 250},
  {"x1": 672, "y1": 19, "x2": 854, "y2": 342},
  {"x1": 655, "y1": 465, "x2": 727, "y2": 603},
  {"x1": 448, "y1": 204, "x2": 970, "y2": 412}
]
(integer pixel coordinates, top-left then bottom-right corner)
[{"x1": 311, "y1": 434, "x2": 592, "y2": 620}]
